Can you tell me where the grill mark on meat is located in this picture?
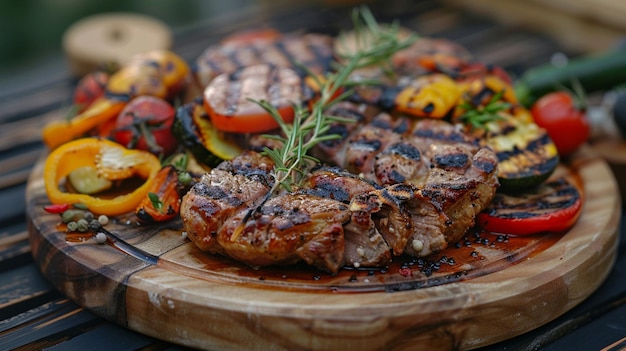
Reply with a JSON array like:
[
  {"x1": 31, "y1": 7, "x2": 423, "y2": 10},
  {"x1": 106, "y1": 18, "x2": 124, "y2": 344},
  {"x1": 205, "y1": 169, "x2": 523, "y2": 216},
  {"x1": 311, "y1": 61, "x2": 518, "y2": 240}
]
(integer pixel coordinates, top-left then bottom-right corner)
[
  {"x1": 351, "y1": 137, "x2": 382, "y2": 151},
  {"x1": 217, "y1": 192, "x2": 350, "y2": 273},
  {"x1": 313, "y1": 102, "x2": 380, "y2": 166},
  {"x1": 474, "y1": 158, "x2": 497, "y2": 174},
  {"x1": 274, "y1": 40, "x2": 313, "y2": 74},
  {"x1": 198, "y1": 183, "x2": 245, "y2": 207},
  {"x1": 320, "y1": 106, "x2": 369, "y2": 149},
  {"x1": 302, "y1": 168, "x2": 391, "y2": 268},
  {"x1": 387, "y1": 142, "x2": 421, "y2": 160},
  {"x1": 206, "y1": 64, "x2": 306, "y2": 117},
  {"x1": 301, "y1": 178, "x2": 352, "y2": 203},
  {"x1": 194, "y1": 32, "x2": 334, "y2": 87},
  {"x1": 374, "y1": 141, "x2": 423, "y2": 185},
  {"x1": 322, "y1": 124, "x2": 352, "y2": 149},
  {"x1": 180, "y1": 152, "x2": 275, "y2": 253},
  {"x1": 432, "y1": 151, "x2": 469, "y2": 170},
  {"x1": 412, "y1": 125, "x2": 478, "y2": 146},
  {"x1": 370, "y1": 113, "x2": 411, "y2": 134},
  {"x1": 345, "y1": 125, "x2": 400, "y2": 180},
  {"x1": 260, "y1": 204, "x2": 313, "y2": 231}
]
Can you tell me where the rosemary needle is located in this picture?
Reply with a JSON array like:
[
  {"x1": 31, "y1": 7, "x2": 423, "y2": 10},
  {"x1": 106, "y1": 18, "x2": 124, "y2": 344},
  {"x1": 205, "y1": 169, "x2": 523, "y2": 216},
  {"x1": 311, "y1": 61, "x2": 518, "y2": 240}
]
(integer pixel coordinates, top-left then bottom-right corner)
[{"x1": 230, "y1": 6, "x2": 417, "y2": 242}]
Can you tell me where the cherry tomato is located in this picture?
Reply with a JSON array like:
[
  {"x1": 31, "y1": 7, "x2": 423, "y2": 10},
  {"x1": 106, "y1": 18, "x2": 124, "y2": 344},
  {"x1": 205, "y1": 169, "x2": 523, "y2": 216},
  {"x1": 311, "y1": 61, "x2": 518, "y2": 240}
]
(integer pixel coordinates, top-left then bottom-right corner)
[
  {"x1": 530, "y1": 91, "x2": 590, "y2": 156},
  {"x1": 73, "y1": 71, "x2": 109, "y2": 112},
  {"x1": 113, "y1": 96, "x2": 177, "y2": 156}
]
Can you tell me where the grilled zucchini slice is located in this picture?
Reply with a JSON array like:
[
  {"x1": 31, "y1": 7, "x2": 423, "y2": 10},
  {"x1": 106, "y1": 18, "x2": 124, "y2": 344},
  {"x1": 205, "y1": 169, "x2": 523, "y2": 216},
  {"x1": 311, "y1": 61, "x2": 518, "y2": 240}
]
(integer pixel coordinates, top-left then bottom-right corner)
[
  {"x1": 172, "y1": 99, "x2": 243, "y2": 168},
  {"x1": 479, "y1": 114, "x2": 559, "y2": 190}
]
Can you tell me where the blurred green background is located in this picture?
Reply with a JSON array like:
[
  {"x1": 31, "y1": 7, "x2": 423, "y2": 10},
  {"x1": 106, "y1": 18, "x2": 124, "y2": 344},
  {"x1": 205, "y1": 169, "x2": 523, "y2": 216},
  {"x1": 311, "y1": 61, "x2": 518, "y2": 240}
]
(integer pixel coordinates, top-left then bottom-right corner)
[
  {"x1": 0, "y1": 0, "x2": 260, "y2": 78},
  {"x1": 0, "y1": 0, "x2": 284, "y2": 97}
]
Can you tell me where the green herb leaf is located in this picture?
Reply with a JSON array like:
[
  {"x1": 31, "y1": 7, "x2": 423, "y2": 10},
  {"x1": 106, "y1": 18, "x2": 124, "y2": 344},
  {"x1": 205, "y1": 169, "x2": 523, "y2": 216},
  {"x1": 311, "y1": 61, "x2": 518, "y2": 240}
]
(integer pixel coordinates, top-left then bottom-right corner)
[
  {"x1": 459, "y1": 90, "x2": 510, "y2": 130},
  {"x1": 148, "y1": 192, "x2": 163, "y2": 213}
]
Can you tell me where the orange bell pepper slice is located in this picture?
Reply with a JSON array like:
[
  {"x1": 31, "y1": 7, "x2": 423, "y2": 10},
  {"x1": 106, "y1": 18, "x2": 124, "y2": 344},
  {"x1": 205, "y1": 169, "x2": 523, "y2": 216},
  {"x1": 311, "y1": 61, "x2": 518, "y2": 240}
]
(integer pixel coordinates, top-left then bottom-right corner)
[
  {"x1": 44, "y1": 138, "x2": 161, "y2": 216},
  {"x1": 135, "y1": 165, "x2": 182, "y2": 223}
]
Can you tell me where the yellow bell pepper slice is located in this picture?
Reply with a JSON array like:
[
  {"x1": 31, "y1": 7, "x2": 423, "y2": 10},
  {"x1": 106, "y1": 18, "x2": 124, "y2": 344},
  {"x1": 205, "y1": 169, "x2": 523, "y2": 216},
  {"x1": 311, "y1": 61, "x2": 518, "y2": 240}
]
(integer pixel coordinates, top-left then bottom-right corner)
[
  {"x1": 394, "y1": 73, "x2": 461, "y2": 118},
  {"x1": 44, "y1": 137, "x2": 161, "y2": 216}
]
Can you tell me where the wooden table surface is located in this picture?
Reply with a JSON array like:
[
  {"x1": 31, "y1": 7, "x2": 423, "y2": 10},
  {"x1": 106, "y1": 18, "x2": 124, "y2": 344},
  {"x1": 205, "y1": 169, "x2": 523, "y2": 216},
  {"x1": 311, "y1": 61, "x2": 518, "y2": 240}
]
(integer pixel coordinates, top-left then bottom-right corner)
[{"x1": 2, "y1": 1, "x2": 626, "y2": 350}]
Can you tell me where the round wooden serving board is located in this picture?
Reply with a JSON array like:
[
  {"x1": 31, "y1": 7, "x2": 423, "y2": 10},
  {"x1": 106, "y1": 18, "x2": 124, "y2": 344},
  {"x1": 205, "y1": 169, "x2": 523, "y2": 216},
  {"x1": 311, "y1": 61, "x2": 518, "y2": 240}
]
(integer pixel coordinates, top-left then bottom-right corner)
[
  {"x1": 27, "y1": 151, "x2": 620, "y2": 351},
  {"x1": 591, "y1": 140, "x2": 626, "y2": 203}
]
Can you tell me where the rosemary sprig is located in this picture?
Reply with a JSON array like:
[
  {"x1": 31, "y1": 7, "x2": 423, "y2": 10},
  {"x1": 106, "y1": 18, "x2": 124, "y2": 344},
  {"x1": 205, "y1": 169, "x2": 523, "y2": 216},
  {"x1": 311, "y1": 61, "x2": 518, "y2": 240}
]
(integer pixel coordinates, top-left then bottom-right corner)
[
  {"x1": 261, "y1": 6, "x2": 417, "y2": 192},
  {"x1": 258, "y1": 55, "x2": 367, "y2": 192},
  {"x1": 229, "y1": 6, "x2": 416, "y2": 242}
]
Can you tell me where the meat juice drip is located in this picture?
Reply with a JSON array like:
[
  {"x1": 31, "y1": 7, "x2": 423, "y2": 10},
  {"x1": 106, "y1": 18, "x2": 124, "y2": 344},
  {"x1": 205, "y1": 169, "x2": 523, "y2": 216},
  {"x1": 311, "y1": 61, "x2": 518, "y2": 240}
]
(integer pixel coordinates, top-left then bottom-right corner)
[
  {"x1": 57, "y1": 211, "x2": 563, "y2": 293},
  {"x1": 56, "y1": 200, "x2": 564, "y2": 293},
  {"x1": 183, "y1": 227, "x2": 564, "y2": 293},
  {"x1": 64, "y1": 231, "x2": 96, "y2": 243}
]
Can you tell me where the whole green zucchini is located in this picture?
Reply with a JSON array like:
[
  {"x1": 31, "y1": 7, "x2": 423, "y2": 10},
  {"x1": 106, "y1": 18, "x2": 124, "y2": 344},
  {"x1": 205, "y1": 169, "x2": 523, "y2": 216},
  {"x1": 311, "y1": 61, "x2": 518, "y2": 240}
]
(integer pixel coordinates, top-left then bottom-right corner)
[{"x1": 514, "y1": 48, "x2": 626, "y2": 107}]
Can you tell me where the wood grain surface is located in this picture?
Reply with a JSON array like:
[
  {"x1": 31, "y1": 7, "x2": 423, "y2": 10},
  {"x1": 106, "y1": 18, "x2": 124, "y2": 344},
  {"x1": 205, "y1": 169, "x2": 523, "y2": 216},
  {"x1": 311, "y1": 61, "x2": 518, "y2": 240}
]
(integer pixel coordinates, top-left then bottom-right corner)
[{"x1": 25, "y1": 148, "x2": 620, "y2": 351}]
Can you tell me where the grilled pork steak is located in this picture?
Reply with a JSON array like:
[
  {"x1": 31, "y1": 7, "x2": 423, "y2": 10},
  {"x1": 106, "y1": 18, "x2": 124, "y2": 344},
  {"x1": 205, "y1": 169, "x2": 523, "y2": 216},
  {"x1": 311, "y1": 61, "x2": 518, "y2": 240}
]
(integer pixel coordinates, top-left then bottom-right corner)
[
  {"x1": 316, "y1": 102, "x2": 500, "y2": 257},
  {"x1": 301, "y1": 167, "x2": 392, "y2": 268},
  {"x1": 194, "y1": 32, "x2": 334, "y2": 87},
  {"x1": 181, "y1": 152, "x2": 356, "y2": 273},
  {"x1": 179, "y1": 151, "x2": 275, "y2": 252},
  {"x1": 217, "y1": 192, "x2": 350, "y2": 272}
]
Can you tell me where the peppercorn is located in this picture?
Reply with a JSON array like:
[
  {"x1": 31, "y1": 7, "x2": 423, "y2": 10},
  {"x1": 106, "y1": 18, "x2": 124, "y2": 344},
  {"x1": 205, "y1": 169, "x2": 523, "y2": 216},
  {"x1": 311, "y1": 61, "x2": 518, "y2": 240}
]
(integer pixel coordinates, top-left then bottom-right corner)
[
  {"x1": 97, "y1": 215, "x2": 109, "y2": 225},
  {"x1": 76, "y1": 218, "x2": 90, "y2": 232},
  {"x1": 67, "y1": 221, "x2": 78, "y2": 232}
]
